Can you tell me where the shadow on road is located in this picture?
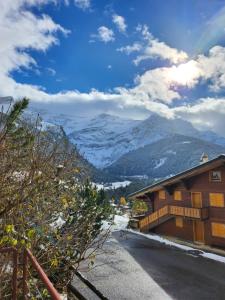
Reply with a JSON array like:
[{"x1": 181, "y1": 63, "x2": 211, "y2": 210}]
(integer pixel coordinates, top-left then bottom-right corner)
[{"x1": 114, "y1": 231, "x2": 225, "y2": 300}]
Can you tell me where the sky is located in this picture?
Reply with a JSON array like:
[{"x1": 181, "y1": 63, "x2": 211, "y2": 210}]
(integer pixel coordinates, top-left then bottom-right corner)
[{"x1": 1, "y1": 0, "x2": 225, "y2": 136}]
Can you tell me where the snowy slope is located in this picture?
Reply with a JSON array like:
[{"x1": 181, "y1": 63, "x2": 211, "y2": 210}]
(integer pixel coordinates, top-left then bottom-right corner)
[
  {"x1": 69, "y1": 114, "x2": 140, "y2": 168},
  {"x1": 26, "y1": 108, "x2": 90, "y2": 135},
  {"x1": 104, "y1": 134, "x2": 225, "y2": 178},
  {"x1": 69, "y1": 113, "x2": 225, "y2": 168},
  {"x1": 29, "y1": 109, "x2": 225, "y2": 173}
]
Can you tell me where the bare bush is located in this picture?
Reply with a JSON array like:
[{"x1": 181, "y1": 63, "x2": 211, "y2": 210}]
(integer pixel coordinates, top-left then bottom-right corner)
[{"x1": 0, "y1": 98, "x2": 114, "y2": 295}]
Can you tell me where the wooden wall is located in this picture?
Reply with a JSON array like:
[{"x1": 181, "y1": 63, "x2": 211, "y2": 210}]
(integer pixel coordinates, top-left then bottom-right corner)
[
  {"x1": 149, "y1": 165, "x2": 225, "y2": 248},
  {"x1": 154, "y1": 218, "x2": 193, "y2": 241}
]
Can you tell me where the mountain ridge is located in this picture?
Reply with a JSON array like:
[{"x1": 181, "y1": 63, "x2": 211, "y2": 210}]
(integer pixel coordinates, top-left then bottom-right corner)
[
  {"x1": 68, "y1": 112, "x2": 225, "y2": 168},
  {"x1": 28, "y1": 110, "x2": 225, "y2": 182},
  {"x1": 103, "y1": 134, "x2": 225, "y2": 178}
]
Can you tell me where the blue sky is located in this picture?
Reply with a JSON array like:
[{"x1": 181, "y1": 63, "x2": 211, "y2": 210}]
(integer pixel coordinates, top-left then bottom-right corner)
[
  {"x1": 1, "y1": 0, "x2": 225, "y2": 136},
  {"x1": 12, "y1": 0, "x2": 225, "y2": 92}
]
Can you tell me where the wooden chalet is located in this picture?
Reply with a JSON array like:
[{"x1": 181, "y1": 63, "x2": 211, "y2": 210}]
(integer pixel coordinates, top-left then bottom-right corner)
[{"x1": 129, "y1": 154, "x2": 225, "y2": 249}]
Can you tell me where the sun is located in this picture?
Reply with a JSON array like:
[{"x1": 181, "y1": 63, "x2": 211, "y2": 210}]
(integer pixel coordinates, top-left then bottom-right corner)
[{"x1": 168, "y1": 60, "x2": 201, "y2": 87}]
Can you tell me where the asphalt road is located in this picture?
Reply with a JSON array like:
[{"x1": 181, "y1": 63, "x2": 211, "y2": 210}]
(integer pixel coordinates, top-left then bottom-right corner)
[{"x1": 78, "y1": 231, "x2": 225, "y2": 300}]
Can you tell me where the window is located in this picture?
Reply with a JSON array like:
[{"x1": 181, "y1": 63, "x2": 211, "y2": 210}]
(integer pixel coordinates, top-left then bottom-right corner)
[
  {"x1": 192, "y1": 192, "x2": 202, "y2": 208},
  {"x1": 209, "y1": 193, "x2": 224, "y2": 207},
  {"x1": 210, "y1": 171, "x2": 222, "y2": 182},
  {"x1": 159, "y1": 190, "x2": 166, "y2": 200},
  {"x1": 175, "y1": 217, "x2": 183, "y2": 228},
  {"x1": 211, "y1": 222, "x2": 225, "y2": 238},
  {"x1": 174, "y1": 191, "x2": 182, "y2": 201}
]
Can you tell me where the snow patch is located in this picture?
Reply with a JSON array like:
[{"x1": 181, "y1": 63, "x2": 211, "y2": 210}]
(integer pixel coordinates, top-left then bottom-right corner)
[
  {"x1": 201, "y1": 252, "x2": 225, "y2": 264},
  {"x1": 154, "y1": 157, "x2": 167, "y2": 169},
  {"x1": 122, "y1": 175, "x2": 148, "y2": 179},
  {"x1": 51, "y1": 216, "x2": 65, "y2": 228},
  {"x1": 182, "y1": 141, "x2": 191, "y2": 144},
  {"x1": 112, "y1": 215, "x2": 129, "y2": 231},
  {"x1": 93, "y1": 181, "x2": 131, "y2": 190},
  {"x1": 102, "y1": 214, "x2": 129, "y2": 232},
  {"x1": 127, "y1": 230, "x2": 225, "y2": 264},
  {"x1": 166, "y1": 150, "x2": 176, "y2": 155}
]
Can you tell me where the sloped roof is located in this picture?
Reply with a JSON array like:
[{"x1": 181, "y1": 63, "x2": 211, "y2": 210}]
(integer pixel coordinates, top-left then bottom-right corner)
[{"x1": 129, "y1": 154, "x2": 225, "y2": 199}]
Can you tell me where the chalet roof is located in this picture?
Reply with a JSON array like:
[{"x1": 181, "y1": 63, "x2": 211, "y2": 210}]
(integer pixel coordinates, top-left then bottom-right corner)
[{"x1": 128, "y1": 154, "x2": 225, "y2": 199}]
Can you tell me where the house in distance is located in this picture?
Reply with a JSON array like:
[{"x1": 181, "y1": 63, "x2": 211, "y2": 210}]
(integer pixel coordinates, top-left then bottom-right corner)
[{"x1": 129, "y1": 154, "x2": 225, "y2": 249}]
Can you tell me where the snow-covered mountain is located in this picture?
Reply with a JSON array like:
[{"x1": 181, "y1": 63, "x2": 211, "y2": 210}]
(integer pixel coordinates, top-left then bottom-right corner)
[
  {"x1": 104, "y1": 134, "x2": 225, "y2": 178},
  {"x1": 68, "y1": 113, "x2": 225, "y2": 169},
  {"x1": 29, "y1": 109, "x2": 225, "y2": 180},
  {"x1": 68, "y1": 113, "x2": 140, "y2": 168}
]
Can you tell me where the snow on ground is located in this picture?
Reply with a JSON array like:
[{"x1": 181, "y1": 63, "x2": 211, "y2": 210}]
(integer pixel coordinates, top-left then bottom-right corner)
[
  {"x1": 154, "y1": 157, "x2": 167, "y2": 169},
  {"x1": 121, "y1": 175, "x2": 149, "y2": 180},
  {"x1": 201, "y1": 252, "x2": 225, "y2": 264},
  {"x1": 102, "y1": 214, "x2": 129, "y2": 232},
  {"x1": 50, "y1": 216, "x2": 65, "y2": 228},
  {"x1": 112, "y1": 215, "x2": 129, "y2": 231},
  {"x1": 127, "y1": 230, "x2": 195, "y2": 251},
  {"x1": 93, "y1": 181, "x2": 131, "y2": 190},
  {"x1": 166, "y1": 150, "x2": 176, "y2": 155},
  {"x1": 111, "y1": 181, "x2": 131, "y2": 189},
  {"x1": 181, "y1": 141, "x2": 191, "y2": 144},
  {"x1": 127, "y1": 229, "x2": 225, "y2": 264}
]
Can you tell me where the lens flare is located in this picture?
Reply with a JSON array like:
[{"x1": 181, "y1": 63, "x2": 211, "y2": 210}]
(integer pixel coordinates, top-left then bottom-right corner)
[{"x1": 168, "y1": 60, "x2": 202, "y2": 87}]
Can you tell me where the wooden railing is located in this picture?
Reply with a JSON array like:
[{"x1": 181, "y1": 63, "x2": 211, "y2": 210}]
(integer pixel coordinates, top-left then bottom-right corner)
[
  {"x1": 22, "y1": 248, "x2": 61, "y2": 300},
  {"x1": 0, "y1": 247, "x2": 61, "y2": 299},
  {"x1": 139, "y1": 205, "x2": 209, "y2": 231}
]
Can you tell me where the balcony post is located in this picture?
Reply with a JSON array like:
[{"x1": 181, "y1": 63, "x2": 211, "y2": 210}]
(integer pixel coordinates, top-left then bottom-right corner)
[{"x1": 22, "y1": 248, "x2": 28, "y2": 300}]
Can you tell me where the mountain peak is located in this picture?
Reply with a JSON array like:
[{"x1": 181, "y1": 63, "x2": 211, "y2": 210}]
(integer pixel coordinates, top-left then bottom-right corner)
[
  {"x1": 95, "y1": 113, "x2": 118, "y2": 120},
  {"x1": 93, "y1": 113, "x2": 133, "y2": 122}
]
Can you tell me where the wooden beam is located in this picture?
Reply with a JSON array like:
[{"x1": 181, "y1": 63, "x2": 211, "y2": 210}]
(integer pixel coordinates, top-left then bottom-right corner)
[
  {"x1": 180, "y1": 179, "x2": 191, "y2": 190},
  {"x1": 146, "y1": 192, "x2": 154, "y2": 199},
  {"x1": 163, "y1": 185, "x2": 174, "y2": 195}
]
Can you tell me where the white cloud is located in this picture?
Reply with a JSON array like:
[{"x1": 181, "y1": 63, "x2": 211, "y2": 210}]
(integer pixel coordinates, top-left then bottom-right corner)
[
  {"x1": 112, "y1": 14, "x2": 127, "y2": 33},
  {"x1": 46, "y1": 67, "x2": 56, "y2": 76},
  {"x1": 136, "y1": 24, "x2": 153, "y2": 40},
  {"x1": 166, "y1": 60, "x2": 203, "y2": 88},
  {"x1": 163, "y1": 45, "x2": 225, "y2": 92},
  {"x1": 173, "y1": 98, "x2": 225, "y2": 137},
  {"x1": 1, "y1": 2, "x2": 225, "y2": 137},
  {"x1": 126, "y1": 67, "x2": 181, "y2": 104},
  {"x1": 131, "y1": 24, "x2": 188, "y2": 65},
  {"x1": 196, "y1": 46, "x2": 225, "y2": 92},
  {"x1": 91, "y1": 26, "x2": 115, "y2": 43},
  {"x1": 0, "y1": 0, "x2": 69, "y2": 77},
  {"x1": 117, "y1": 42, "x2": 142, "y2": 55},
  {"x1": 134, "y1": 39, "x2": 188, "y2": 65},
  {"x1": 74, "y1": 0, "x2": 91, "y2": 10}
]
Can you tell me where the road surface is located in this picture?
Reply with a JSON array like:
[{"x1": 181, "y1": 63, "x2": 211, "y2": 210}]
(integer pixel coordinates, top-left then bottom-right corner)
[{"x1": 76, "y1": 231, "x2": 225, "y2": 300}]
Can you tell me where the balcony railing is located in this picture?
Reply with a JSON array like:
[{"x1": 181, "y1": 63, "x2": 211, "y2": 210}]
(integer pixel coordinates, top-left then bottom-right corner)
[
  {"x1": 138, "y1": 205, "x2": 209, "y2": 231},
  {"x1": 0, "y1": 247, "x2": 61, "y2": 299}
]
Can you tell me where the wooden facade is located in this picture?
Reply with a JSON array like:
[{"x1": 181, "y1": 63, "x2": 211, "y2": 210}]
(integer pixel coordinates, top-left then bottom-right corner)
[{"x1": 129, "y1": 155, "x2": 225, "y2": 249}]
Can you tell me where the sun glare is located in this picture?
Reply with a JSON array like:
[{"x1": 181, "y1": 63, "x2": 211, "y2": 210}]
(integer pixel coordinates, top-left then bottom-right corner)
[{"x1": 168, "y1": 60, "x2": 201, "y2": 87}]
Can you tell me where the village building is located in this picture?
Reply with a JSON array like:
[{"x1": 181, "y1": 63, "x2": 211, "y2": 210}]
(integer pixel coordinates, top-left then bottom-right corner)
[{"x1": 129, "y1": 154, "x2": 225, "y2": 249}]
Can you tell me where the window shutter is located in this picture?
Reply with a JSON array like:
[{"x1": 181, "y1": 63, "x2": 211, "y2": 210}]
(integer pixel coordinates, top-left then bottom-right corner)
[
  {"x1": 175, "y1": 217, "x2": 183, "y2": 228},
  {"x1": 211, "y1": 222, "x2": 225, "y2": 238},
  {"x1": 159, "y1": 190, "x2": 166, "y2": 200},
  {"x1": 174, "y1": 191, "x2": 182, "y2": 201},
  {"x1": 209, "y1": 193, "x2": 224, "y2": 207}
]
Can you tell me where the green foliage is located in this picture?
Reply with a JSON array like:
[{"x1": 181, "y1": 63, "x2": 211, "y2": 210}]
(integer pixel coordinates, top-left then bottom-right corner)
[
  {"x1": 119, "y1": 197, "x2": 127, "y2": 206},
  {"x1": 132, "y1": 200, "x2": 148, "y2": 215},
  {"x1": 0, "y1": 98, "x2": 114, "y2": 293},
  {"x1": 5, "y1": 98, "x2": 29, "y2": 132}
]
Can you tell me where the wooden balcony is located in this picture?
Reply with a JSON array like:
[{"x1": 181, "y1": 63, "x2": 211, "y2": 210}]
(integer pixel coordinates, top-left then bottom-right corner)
[{"x1": 138, "y1": 205, "x2": 209, "y2": 231}]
